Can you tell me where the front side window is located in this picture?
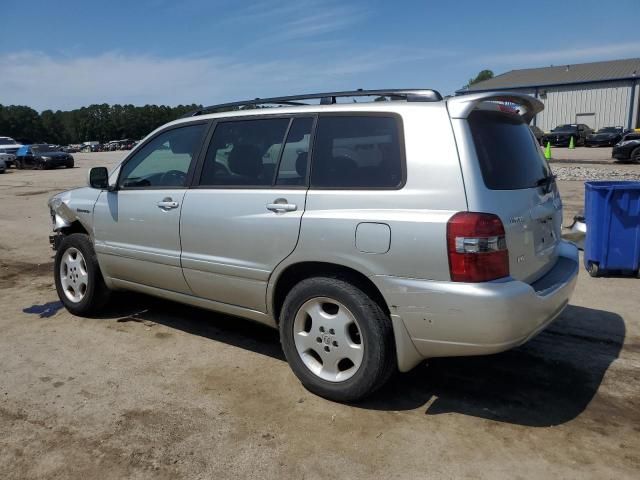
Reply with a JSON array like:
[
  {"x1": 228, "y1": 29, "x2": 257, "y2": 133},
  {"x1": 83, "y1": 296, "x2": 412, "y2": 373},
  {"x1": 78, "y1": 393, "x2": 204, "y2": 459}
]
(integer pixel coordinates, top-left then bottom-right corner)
[
  {"x1": 119, "y1": 123, "x2": 206, "y2": 188},
  {"x1": 310, "y1": 116, "x2": 403, "y2": 189},
  {"x1": 199, "y1": 118, "x2": 289, "y2": 186}
]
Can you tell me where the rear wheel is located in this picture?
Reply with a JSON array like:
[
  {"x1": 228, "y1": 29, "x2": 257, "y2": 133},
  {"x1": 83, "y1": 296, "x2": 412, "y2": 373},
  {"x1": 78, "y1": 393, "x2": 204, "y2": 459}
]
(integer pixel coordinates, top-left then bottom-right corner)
[
  {"x1": 631, "y1": 147, "x2": 640, "y2": 163},
  {"x1": 280, "y1": 276, "x2": 396, "y2": 402},
  {"x1": 54, "y1": 233, "x2": 111, "y2": 315}
]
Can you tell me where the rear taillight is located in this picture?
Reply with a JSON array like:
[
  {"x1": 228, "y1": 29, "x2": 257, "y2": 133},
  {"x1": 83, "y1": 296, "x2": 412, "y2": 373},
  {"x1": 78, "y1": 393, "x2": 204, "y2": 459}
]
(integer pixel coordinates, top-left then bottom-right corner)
[{"x1": 447, "y1": 212, "x2": 509, "y2": 282}]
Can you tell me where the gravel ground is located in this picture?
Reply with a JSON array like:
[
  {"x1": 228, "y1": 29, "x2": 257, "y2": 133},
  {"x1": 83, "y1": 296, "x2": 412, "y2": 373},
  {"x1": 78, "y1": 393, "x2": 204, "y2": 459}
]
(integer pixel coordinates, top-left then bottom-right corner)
[{"x1": 554, "y1": 165, "x2": 640, "y2": 181}]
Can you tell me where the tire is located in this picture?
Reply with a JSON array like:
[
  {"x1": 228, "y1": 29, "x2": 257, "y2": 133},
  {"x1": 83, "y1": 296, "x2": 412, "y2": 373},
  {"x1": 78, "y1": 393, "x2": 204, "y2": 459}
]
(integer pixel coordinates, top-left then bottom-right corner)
[
  {"x1": 587, "y1": 261, "x2": 600, "y2": 278},
  {"x1": 54, "y1": 233, "x2": 111, "y2": 316},
  {"x1": 631, "y1": 147, "x2": 640, "y2": 164},
  {"x1": 15, "y1": 159, "x2": 22, "y2": 170},
  {"x1": 279, "y1": 276, "x2": 396, "y2": 402}
]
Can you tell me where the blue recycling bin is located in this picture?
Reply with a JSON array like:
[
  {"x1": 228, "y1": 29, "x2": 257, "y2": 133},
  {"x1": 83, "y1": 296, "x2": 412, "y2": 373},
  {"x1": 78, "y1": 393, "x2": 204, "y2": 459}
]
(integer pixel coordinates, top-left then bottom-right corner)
[{"x1": 584, "y1": 181, "x2": 640, "y2": 277}]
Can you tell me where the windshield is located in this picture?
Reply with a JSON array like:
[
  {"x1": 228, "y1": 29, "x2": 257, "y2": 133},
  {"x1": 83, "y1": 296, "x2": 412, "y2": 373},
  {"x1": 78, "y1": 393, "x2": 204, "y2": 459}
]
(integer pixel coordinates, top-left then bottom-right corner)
[
  {"x1": 0, "y1": 137, "x2": 17, "y2": 145},
  {"x1": 31, "y1": 145, "x2": 54, "y2": 153},
  {"x1": 596, "y1": 127, "x2": 620, "y2": 133},
  {"x1": 551, "y1": 125, "x2": 578, "y2": 133},
  {"x1": 469, "y1": 110, "x2": 550, "y2": 190}
]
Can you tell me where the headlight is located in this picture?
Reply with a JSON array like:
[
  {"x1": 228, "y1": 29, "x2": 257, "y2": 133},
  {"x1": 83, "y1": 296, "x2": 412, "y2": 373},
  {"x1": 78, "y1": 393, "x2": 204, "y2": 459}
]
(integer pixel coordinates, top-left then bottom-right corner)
[
  {"x1": 41, "y1": 156, "x2": 51, "y2": 161},
  {"x1": 49, "y1": 194, "x2": 63, "y2": 210}
]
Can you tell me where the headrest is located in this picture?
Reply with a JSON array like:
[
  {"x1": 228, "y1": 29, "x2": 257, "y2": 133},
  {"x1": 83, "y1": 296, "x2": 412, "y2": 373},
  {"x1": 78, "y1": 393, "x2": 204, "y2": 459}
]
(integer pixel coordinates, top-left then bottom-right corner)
[{"x1": 228, "y1": 144, "x2": 262, "y2": 177}]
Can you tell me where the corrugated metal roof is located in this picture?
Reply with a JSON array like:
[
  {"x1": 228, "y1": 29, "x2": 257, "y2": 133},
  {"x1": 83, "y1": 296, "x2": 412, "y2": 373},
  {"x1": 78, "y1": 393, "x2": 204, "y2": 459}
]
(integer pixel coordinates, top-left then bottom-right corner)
[{"x1": 460, "y1": 58, "x2": 640, "y2": 92}]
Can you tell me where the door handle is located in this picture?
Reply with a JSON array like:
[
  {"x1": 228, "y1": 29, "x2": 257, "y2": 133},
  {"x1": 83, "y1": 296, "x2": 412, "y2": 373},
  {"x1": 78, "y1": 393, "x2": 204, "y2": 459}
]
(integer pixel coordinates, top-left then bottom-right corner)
[
  {"x1": 157, "y1": 198, "x2": 179, "y2": 210},
  {"x1": 266, "y1": 202, "x2": 297, "y2": 213}
]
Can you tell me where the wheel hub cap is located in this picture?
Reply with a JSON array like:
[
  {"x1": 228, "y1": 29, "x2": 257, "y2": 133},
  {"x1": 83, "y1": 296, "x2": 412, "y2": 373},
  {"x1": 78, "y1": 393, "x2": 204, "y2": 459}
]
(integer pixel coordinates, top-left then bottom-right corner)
[
  {"x1": 59, "y1": 247, "x2": 88, "y2": 303},
  {"x1": 293, "y1": 297, "x2": 364, "y2": 382}
]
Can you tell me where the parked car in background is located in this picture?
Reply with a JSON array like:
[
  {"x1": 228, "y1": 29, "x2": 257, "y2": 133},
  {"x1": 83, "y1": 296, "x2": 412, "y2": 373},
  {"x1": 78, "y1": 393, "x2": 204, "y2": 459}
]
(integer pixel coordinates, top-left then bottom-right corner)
[
  {"x1": 80, "y1": 141, "x2": 100, "y2": 153},
  {"x1": 612, "y1": 132, "x2": 640, "y2": 163},
  {"x1": 0, "y1": 152, "x2": 16, "y2": 170},
  {"x1": 530, "y1": 125, "x2": 544, "y2": 145},
  {"x1": 48, "y1": 89, "x2": 578, "y2": 402},
  {"x1": 542, "y1": 124, "x2": 592, "y2": 146},
  {"x1": 15, "y1": 144, "x2": 75, "y2": 169},
  {"x1": 585, "y1": 126, "x2": 628, "y2": 147},
  {"x1": 0, "y1": 136, "x2": 22, "y2": 165},
  {"x1": 62, "y1": 145, "x2": 81, "y2": 153}
]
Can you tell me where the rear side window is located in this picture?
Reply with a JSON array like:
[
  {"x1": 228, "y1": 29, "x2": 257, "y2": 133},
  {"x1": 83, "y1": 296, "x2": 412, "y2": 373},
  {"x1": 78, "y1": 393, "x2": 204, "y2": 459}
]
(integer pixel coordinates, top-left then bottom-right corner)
[
  {"x1": 276, "y1": 117, "x2": 313, "y2": 186},
  {"x1": 468, "y1": 110, "x2": 550, "y2": 190},
  {"x1": 199, "y1": 118, "x2": 289, "y2": 186},
  {"x1": 310, "y1": 116, "x2": 403, "y2": 189}
]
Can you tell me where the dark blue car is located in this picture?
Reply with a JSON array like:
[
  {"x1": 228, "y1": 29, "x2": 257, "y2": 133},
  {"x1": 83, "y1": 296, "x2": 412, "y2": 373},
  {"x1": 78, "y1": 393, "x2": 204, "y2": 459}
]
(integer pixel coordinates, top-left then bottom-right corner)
[{"x1": 15, "y1": 144, "x2": 74, "y2": 170}]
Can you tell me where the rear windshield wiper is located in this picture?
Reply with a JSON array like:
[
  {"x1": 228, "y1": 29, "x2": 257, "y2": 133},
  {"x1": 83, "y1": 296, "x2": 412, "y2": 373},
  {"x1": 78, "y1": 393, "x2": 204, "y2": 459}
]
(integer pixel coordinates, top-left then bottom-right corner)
[{"x1": 536, "y1": 174, "x2": 556, "y2": 192}]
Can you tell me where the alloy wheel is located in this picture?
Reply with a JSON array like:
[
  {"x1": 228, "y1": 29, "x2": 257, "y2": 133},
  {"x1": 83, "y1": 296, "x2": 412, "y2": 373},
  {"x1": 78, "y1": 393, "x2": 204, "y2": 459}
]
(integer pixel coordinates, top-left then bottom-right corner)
[
  {"x1": 292, "y1": 297, "x2": 364, "y2": 382},
  {"x1": 59, "y1": 247, "x2": 89, "y2": 303}
]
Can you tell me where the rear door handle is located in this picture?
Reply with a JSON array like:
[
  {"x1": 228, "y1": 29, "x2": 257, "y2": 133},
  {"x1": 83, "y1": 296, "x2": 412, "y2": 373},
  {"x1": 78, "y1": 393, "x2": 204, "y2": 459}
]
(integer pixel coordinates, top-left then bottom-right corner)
[
  {"x1": 266, "y1": 202, "x2": 297, "y2": 213},
  {"x1": 157, "y1": 198, "x2": 179, "y2": 210}
]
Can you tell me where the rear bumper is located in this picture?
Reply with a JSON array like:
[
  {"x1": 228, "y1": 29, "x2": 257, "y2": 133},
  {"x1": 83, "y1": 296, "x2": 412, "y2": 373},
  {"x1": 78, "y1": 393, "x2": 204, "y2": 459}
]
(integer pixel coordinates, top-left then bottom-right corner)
[{"x1": 376, "y1": 241, "x2": 579, "y2": 364}]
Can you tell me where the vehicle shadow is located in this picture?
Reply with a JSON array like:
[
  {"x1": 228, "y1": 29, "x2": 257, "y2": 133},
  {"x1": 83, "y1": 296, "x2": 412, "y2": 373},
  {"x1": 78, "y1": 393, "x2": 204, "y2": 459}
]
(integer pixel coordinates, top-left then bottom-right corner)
[
  {"x1": 96, "y1": 296, "x2": 624, "y2": 427},
  {"x1": 360, "y1": 304, "x2": 625, "y2": 426},
  {"x1": 98, "y1": 292, "x2": 284, "y2": 361}
]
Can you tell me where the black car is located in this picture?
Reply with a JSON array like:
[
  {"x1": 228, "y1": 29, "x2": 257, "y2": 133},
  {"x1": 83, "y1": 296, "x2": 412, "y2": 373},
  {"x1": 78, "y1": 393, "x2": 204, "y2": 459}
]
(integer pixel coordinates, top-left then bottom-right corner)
[
  {"x1": 15, "y1": 144, "x2": 75, "y2": 169},
  {"x1": 585, "y1": 126, "x2": 628, "y2": 147},
  {"x1": 542, "y1": 124, "x2": 592, "y2": 147},
  {"x1": 612, "y1": 133, "x2": 640, "y2": 163},
  {"x1": 530, "y1": 125, "x2": 544, "y2": 145}
]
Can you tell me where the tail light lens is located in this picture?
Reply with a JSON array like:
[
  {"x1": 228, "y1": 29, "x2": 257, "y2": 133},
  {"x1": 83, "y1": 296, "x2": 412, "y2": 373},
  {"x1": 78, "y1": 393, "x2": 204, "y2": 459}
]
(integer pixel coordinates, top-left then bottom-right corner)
[{"x1": 447, "y1": 212, "x2": 509, "y2": 282}]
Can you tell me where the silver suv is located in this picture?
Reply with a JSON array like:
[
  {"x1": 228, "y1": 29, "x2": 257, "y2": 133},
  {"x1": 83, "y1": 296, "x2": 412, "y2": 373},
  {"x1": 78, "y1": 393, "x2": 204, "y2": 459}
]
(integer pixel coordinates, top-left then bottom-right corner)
[{"x1": 48, "y1": 89, "x2": 578, "y2": 402}]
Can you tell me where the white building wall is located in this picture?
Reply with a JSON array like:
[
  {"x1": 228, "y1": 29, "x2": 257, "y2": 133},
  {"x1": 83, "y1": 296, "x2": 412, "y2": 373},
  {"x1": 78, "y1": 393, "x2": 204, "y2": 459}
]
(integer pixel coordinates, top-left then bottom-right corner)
[{"x1": 534, "y1": 81, "x2": 634, "y2": 131}]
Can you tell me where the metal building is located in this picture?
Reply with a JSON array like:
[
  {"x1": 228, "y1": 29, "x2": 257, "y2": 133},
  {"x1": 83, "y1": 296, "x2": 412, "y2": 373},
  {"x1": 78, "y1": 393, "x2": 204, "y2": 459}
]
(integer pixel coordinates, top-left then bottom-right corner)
[{"x1": 457, "y1": 58, "x2": 640, "y2": 131}]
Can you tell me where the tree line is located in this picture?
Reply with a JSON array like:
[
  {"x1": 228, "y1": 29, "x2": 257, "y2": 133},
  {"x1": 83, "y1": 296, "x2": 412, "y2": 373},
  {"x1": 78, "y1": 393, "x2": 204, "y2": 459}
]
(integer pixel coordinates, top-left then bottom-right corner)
[{"x1": 0, "y1": 103, "x2": 202, "y2": 145}]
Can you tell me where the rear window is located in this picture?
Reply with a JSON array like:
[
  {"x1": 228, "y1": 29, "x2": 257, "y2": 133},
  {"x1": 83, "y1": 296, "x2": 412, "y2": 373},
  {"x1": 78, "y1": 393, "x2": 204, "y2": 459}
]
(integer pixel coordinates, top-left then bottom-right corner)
[{"x1": 468, "y1": 110, "x2": 550, "y2": 190}]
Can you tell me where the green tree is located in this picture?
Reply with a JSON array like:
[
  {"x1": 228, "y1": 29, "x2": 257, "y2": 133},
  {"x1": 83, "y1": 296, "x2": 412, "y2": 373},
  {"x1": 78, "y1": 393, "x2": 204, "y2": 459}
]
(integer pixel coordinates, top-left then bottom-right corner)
[{"x1": 465, "y1": 69, "x2": 494, "y2": 89}]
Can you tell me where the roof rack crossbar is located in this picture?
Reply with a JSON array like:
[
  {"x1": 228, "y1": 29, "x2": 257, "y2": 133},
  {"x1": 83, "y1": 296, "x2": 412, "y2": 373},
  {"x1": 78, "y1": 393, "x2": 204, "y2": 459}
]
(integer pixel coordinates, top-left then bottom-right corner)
[{"x1": 186, "y1": 88, "x2": 443, "y2": 117}]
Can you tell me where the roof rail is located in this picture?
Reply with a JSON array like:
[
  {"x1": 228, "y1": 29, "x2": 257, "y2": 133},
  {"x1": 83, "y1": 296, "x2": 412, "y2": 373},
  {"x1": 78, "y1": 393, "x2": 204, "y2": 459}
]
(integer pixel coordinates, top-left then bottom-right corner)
[{"x1": 183, "y1": 88, "x2": 443, "y2": 117}]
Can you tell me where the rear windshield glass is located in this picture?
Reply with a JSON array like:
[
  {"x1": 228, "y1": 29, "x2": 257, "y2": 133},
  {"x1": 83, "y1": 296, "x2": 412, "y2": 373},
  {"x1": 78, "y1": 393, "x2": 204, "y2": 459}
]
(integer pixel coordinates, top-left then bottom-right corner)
[{"x1": 468, "y1": 110, "x2": 550, "y2": 190}]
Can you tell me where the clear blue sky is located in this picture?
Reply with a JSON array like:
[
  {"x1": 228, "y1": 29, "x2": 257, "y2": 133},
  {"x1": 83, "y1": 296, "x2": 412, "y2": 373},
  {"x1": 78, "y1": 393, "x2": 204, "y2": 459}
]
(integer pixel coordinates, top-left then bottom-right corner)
[{"x1": 2, "y1": 0, "x2": 639, "y2": 111}]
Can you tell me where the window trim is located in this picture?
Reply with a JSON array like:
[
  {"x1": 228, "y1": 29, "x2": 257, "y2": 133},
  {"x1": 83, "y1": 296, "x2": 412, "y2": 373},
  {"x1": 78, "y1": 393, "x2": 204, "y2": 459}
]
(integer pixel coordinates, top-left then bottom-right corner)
[
  {"x1": 190, "y1": 113, "x2": 315, "y2": 190},
  {"x1": 115, "y1": 120, "x2": 211, "y2": 191},
  {"x1": 308, "y1": 111, "x2": 407, "y2": 191}
]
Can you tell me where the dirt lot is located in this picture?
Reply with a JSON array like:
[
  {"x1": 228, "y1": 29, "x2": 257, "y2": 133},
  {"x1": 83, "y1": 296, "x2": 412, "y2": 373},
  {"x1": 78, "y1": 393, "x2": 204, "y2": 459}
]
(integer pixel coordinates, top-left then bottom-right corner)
[{"x1": 0, "y1": 151, "x2": 639, "y2": 479}]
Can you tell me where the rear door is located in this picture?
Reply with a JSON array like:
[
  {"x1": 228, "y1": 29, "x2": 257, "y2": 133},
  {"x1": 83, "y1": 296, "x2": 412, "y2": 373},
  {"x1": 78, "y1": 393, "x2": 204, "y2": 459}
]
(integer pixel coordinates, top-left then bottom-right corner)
[
  {"x1": 449, "y1": 95, "x2": 561, "y2": 283},
  {"x1": 179, "y1": 116, "x2": 313, "y2": 312}
]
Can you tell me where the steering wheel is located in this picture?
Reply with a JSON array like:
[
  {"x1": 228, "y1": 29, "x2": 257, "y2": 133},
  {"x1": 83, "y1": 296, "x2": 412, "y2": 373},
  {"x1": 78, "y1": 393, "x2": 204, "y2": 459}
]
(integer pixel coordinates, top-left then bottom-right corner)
[{"x1": 159, "y1": 169, "x2": 187, "y2": 186}]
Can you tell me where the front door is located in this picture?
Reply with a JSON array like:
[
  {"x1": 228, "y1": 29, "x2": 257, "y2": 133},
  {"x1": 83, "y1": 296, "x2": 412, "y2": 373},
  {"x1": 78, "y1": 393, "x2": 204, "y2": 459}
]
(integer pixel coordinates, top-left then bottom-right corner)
[
  {"x1": 93, "y1": 122, "x2": 208, "y2": 293},
  {"x1": 180, "y1": 116, "x2": 313, "y2": 312}
]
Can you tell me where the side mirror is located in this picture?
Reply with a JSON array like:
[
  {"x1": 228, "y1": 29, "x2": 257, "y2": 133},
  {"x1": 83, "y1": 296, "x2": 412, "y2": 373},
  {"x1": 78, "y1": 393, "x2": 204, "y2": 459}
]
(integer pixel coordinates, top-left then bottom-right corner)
[{"x1": 89, "y1": 167, "x2": 109, "y2": 189}]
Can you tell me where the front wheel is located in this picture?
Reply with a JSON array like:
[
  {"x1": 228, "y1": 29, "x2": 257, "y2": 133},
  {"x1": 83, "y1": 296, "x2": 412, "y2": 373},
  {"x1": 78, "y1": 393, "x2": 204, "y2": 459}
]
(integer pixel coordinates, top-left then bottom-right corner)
[
  {"x1": 631, "y1": 147, "x2": 640, "y2": 164},
  {"x1": 54, "y1": 233, "x2": 111, "y2": 315},
  {"x1": 280, "y1": 276, "x2": 396, "y2": 402}
]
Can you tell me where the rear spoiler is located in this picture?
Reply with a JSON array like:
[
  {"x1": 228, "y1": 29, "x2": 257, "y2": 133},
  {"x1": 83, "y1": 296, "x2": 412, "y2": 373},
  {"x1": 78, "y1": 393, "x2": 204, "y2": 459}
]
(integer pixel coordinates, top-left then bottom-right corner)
[{"x1": 447, "y1": 92, "x2": 544, "y2": 124}]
